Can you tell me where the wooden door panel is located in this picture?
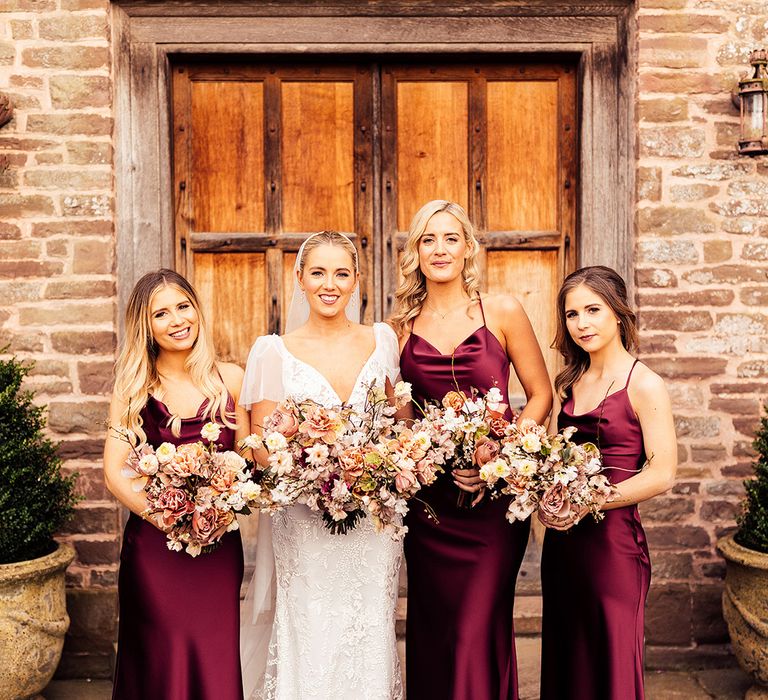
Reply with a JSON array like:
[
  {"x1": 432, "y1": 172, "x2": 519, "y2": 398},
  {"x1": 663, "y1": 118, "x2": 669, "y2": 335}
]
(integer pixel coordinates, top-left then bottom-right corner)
[
  {"x1": 194, "y1": 252, "x2": 267, "y2": 362},
  {"x1": 486, "y1": 80, "x2": 559, "y2": 232},
  {"x1": 486, "y1": 249, "x2": 559, "y2": 402},
  {"x1": 281, "y1": 81, "x2": 355, "y2": 232},
  {"x1": 396, "y1": 81, "x2": 469, "y2": 229},
  {"x1": 190, "y1": 81, "x2": 265, "y2": 233}
]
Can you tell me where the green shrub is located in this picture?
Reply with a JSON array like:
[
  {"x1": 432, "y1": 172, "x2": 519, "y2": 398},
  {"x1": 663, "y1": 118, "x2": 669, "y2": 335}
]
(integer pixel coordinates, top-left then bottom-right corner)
[
  {"x1": 735, "y1": 406, "x2": 768, "y2": 554},
  {"x1": 0, "y1": 353, "x2": 79, "y2": 565}
]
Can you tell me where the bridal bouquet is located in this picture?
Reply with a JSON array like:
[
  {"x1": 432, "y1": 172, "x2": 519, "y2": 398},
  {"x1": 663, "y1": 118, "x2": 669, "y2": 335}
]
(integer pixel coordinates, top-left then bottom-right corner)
[
  {"x1": 251, "y1": 381, "x2": 452, "y2": 538},
  {"x1": 118, "y1": 423, "x2": 261, "y2": 556},
  {"x1": 429, "y1": 385, "x2": 512, "y2": 508},
  {"x1": 477, "y1": 420, "x2": 616, "y2": 527}
]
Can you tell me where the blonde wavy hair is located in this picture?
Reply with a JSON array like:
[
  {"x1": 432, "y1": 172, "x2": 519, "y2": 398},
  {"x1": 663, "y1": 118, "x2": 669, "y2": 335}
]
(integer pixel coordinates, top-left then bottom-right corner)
[
  {"x1": 390, "y1": 200, "x2": 482, "y2": 335},
  {"x1": 113, "y1": 269, "x2": 236, "y2": 444},
  {"x1": 298, "y1": 230, "x2": 358, "y2": 274}
]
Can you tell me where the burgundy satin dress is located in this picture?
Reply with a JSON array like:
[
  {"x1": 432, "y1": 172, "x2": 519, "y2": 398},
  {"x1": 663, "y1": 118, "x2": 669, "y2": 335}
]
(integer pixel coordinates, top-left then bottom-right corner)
[
  {"x1": 113, "y1": 396, "x2": 244, "y2": 700},
  {"x1": 540, "y1": 360, "x2": 651, "y2": 700},
  {"x1": 400, "y1": 299, "x2": 530, "y2": 700}
]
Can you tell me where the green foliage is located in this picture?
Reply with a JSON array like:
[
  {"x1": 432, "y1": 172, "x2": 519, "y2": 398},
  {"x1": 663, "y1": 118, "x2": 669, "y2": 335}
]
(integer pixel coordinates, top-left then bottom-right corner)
[
  {"x1": 0, "y1": 353, "x2": 79, "y2": 564},
  {"x1": 735, "y1": 406, "x2": 768, "y2": 554}
]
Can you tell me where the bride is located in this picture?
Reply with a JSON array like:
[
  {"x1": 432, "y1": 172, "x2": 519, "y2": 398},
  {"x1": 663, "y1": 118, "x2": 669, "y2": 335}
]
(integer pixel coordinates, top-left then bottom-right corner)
[{"x1": 239, "y1": 231, "x2": 403, "y2": 700}]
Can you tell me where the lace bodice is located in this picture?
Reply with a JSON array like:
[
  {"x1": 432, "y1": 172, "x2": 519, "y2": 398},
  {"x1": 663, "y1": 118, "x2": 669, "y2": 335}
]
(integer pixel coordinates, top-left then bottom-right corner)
[{"x1": 240, "y1": 323, "x2": 404, "y2": 700}]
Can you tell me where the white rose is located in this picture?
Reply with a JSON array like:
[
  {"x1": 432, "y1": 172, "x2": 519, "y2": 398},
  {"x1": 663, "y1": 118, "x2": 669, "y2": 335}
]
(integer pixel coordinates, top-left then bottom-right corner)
[
  {"x1": 240, "y1": 482, "x2": 262, "y2": 500},
  {"x1": 240, "y1": 433, "x2": 262, "y2": 450},
  {"x1": 155, "y1": 442, "x2": 176, "y2": 463},
  {"x1": 265, "y1": 431, "x2": 288, "y2": 451},
  {"x1": 521, "y1": 433, "x2": 542, "y2": 453},
  {"x1": 223, "y1": 451, "x2": 247, "y2": 472},
  {"x1": 138, "y1": 454, "x2": 159, "y2": 475},
  {"x1": 491, "y1": 458, "x2": 511, "y2": 479},
  {"x1": 201, "y1": 422, "x2": 221, "y2": 442}
]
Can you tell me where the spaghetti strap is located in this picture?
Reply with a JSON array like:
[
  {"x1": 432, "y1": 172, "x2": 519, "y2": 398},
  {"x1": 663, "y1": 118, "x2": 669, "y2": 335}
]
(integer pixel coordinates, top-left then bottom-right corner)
[
  {"x1": 624, "y1": 358, "x2": 640, "y2": 389},
  {"x1": 477, "y1": 295, "x2": 487, "y2": 326}
]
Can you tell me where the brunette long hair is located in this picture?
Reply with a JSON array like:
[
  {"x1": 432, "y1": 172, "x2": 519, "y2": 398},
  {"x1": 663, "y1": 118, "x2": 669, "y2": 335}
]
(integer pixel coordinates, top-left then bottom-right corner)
[
  {"x1": 113, "y1": 269, "x2": 235, "y2": 443},
  {"x1": 390, "y1": 200, "x2": 481, "y2": 335},
  {"x1": 553, "y1": 266, "x2": 638, "y2": 399}
]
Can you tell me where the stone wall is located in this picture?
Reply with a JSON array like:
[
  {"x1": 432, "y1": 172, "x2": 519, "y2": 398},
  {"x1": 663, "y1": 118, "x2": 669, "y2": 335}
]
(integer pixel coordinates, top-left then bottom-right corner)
[
  {"x1": 636, "y1": 0, "x2": 768, "y2": 664},
  {"x1": 1, "y1": 0, "x2": 767, "y2": 678},
  {"x1": 0, "y1": 0, "x2": 117, "y2": 677}
]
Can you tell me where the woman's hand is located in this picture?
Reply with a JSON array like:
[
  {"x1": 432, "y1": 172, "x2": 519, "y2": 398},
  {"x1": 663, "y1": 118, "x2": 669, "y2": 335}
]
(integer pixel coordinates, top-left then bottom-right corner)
[
  {"x1": 537, "y1": 503, "x2": 589, "y2": 531},
  {"x1": 453, "y1": 468, "x2": 487, "y2": 506}
]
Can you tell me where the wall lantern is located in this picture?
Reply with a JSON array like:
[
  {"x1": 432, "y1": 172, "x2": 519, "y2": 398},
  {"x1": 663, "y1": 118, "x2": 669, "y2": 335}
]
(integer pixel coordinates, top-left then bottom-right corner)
[{"x1": 735, "y1": 49, "x2": 768, "y2": 156}]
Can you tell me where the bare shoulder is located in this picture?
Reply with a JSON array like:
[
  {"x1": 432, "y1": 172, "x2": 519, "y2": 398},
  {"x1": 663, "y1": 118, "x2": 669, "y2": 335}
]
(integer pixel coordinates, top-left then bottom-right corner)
[
  {"x1": 217, "y1": 361, "x2": 245, "y2": 394},
  {"x1": 482, "y1": 292, "x2": 524, "y2": 318},
  {"x1": 629, "y1": 362, "x2": 669, "y2": 404}
]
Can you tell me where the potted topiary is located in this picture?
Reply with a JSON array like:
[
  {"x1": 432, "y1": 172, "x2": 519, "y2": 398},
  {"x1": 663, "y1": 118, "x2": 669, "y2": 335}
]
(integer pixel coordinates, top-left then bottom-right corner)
[
  {"x1": 717, "y1": 405, "x2": 768, "y2": 699},
  {"x1": 0, "y1": 353, "x2": 79, "y2": 700}
]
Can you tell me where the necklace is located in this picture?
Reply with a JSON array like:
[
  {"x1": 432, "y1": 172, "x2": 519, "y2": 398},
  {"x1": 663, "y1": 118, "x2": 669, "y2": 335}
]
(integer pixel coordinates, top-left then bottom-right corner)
[{"x1": 424, "y1": 298, "x2": 472, "y2": 320}]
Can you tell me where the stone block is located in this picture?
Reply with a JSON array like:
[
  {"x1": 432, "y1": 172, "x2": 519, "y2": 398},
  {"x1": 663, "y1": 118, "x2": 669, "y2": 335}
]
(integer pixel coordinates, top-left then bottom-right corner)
[
  {"x1": 72, "y1": 240, "x2": 113, "y2": 274},
  {"x1": 45, "y1": 280, "x2": 115, "y2": 300},
  {"x1": 709, "y1": 397, "x2": 759, "y2": 415},
  {"x1": 644, "y1": 356, "x2": 726, "y2": 379},
  {"x1": 742, "y1": 242, "x2": 768, "y2": 261},
  {"x1": 639, "y1": 72, "x2": 721, "y2": 95},
  {"x1": 78, "y1": 361, "x2": 114, "y2": 394},
  {"x1": 90, "y1": 569, "x2": 118, "y2": 587},
  {"x1": 672, "y1": 162, "x2": 752, "y2": 180},
  {"x1": 692, "y1": 584, "x2": 729, "y2": 644},
  {"x1": 638, "y1": 35, "x2": 708, "y2": 68},
  {"x1": 51, "y1": 330, "x2": 115, "y2": 355},
  {"x1": 32, "y1": 220, "x2": 113, "y2": 237},
  {"x1": 19, "y1": 303, "x2": 113, "y2": 326},
  {"x1": 58, "y1": 439, "x2": 106, "y2": 463},
  {"x1": 670, "y1": 184, "x2": 720, "y2": 202},
  {"x1": 674, "y1": 415, "x2": 720, "y2": 438},
  {"x1": 639, "y1": 97, "x2": 688, "y2": 122},
  {"x1": 26, "y1": 114, "x2": 113, "y2": 137},
  {"x1": 66, "y1": 141, "x2": 113, "y2": 166},
  {"x1": 645, "y1": 585, "x2": 692, "y2": 645},
  {"x1": 741, "y1": 287, "x2": 768, "y2": 306},
  {"x1": 0, "y1": 280, "x2": 44, "y2": 303},
  {"x1": 637, "y1": 166, "x2": 662, "y2": 201},
  {"x1": 732, "y1": 416, "x2": 761, "y2": 436},
  {"x1": 73, "y1": 538, "x2": 119, "y2": 566},
  {"x1": 0, "y1": 223, "x2": 21, "y2": 240},
  {"x1": 637, "y1": 240, "x2": 698, "y2": 265},
  {"x1": 639, "y1": 128, "x2": 705, "y2": 158},
  {"x1": 700, "y1": 500, "x2": 741, "y2": 523},
  {"x1": 690, "y1": 445, "x2": 727, "y2": 463},
  {"x1": 0, "y1": 194, "x2": 55, "y2": 218},
  {"x1": 710, "y1": 198, "x2": 768, "y2": 217},
  {"x1": 638, "y1": 206, "x2": 715, "y2": 235},
  {"x1": 638, "y1": 496, "x2": 694, "y2": 522},
  {"x1": 646, "y1": 525, "x2": 711, "y2": 549},
  {"x1": 21, "y1": 46, "x2": 109, "y2": 70},
  {"x1": 638, "y1": 333, "x2": 677, "y2": 353},
  {"x1": 23, "y1": 169, "x2": 112, "y2": 190},
  {"x1": 38, "y1": 15, "x2": 108, "y2": 41},
  {"x1": 650, "y1": 551, "x2": 693, "y2": 580},
  {"x1": 640, "y1": 310, "x2": 712, "y2": 332},
  {"x1": 61, "y1": 194, "x2": 113, "y2": 218},
  {"x1": 684, "y1": 265, "x2": 768, "y2": 285},
  {"x1": 60, "y1": 504, "x2": 119, "y2": 536},
  {"x1": 703, "y1": 241, "x2": 732, "y2": 264},
  {"x1": 637, "y1": 289, "x2": 733, "y2": 307},
  {"x1": 50, "y1": 75, "x2": 111, "y2": 110},
  {"x1": 62, "y1": 589, "x2": 117, "y2": 655},
  {"x1": 636, "y1": 268, "x2": 677, "y2": 288},
  {"x1": 48, "y1": 400, "x2": 109, "y2": 434},
  {"x1": 639, "y1": 14, "x2": 729, "y2": 33},
  {"x1": 0, "y1": 260, "x2": 63, "y2": 279}
]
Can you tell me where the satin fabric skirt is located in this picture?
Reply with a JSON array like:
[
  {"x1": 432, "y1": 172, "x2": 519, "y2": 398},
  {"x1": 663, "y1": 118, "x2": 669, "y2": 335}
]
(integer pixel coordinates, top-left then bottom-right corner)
[
  {"x1": 113, "y1": 513, "x2": 244, "y2": 700},
  {"x1": 540, "y1": 506, "x2": 651, "y2": 700},
  {"x1": 404, "y1": 478, "x2": 530, "y2": 700}
]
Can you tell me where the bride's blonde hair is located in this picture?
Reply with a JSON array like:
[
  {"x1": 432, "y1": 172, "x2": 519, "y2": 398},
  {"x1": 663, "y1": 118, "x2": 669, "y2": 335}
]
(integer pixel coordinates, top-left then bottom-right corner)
[
  {"x1": 390, "y1": 200, "x2": 482, "y2": 335},
  {"x1": 113, "y1": 269, "x2": 236, "y2": 444}
]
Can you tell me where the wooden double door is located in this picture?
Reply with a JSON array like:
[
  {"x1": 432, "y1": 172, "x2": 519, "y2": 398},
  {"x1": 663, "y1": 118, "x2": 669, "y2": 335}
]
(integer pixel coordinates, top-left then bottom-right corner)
[{"x1": 171, "y1": 56, "x2": 578, "y2": 394}]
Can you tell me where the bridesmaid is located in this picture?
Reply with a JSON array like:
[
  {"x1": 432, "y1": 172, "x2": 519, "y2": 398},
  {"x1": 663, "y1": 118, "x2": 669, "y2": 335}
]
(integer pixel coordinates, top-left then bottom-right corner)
[
  {"x1": 539, "y1": 266, "x2": 677, "y2": 700},
  {"x1": 103, "y1": 269, "x2": 248, "y2": 700},
  {"x1": 391, "y1": 200, "x2": 552, "y2": 700}
]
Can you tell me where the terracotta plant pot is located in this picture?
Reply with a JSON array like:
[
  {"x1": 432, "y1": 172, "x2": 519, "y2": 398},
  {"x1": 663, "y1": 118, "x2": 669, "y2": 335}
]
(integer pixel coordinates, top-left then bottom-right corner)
[
  {"x1": 0, "y1": 543, "x2": 75, "y2": 700},
  {"x1": 717, "y1": 533, "x2": 768, "y2": 699}
]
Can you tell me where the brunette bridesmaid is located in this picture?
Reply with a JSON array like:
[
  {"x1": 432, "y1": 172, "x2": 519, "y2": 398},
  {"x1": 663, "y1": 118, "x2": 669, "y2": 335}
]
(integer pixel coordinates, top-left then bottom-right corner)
[
  {"x1": 391, "y1": 200, "x2": 552, "y2": 700},
  {"x1": 539, "y1": 266, "x2": 677, "y2": 700},
  {"x1": 103, "y1": 270, "x2": 248, "y2": 700}
]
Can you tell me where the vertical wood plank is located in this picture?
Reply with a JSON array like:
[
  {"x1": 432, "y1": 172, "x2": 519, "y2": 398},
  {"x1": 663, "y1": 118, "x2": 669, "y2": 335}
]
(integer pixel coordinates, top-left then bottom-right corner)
[
  {"x1": 190, "y1": 81, "x2": 265, "y2": 233},
  {"x1": 486, "y1": 249, "x2": 559, "y2": 402},
  {"x1": 281, "y1": 81, "x2": 355, "y2": 232},
  {"x1": 193, "y1": 252, "x2": 268, "y2": 364},
  {"x1": 396, "y1": 80, "x2": 469, "y2": 229},
  {"x1": 486, "y1": 80, "x2": 558, "y2": 232}
]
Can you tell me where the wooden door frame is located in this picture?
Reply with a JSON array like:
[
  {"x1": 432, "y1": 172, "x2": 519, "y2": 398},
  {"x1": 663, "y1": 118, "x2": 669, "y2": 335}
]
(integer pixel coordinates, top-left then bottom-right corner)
[{"x1": 112, "y1": 0, "x2": 636, "y2": 330}]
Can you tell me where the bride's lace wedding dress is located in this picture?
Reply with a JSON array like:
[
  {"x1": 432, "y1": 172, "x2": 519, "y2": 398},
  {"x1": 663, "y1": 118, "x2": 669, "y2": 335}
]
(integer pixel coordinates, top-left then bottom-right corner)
[{"x1": 240, "y1": 323, "x2": 403, "y2": 700}]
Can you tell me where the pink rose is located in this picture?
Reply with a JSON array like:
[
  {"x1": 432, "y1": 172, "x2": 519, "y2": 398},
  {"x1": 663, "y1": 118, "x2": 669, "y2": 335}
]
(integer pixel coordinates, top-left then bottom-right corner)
[
  {"x1": 473, "y1": 438, "x2": 500, "y2": 467},
  {"x1": 155, "y1": 487, "x2": 196, "y2": 527},
  {"x1": 299, "y1": 407, "x2": 343, "y2": 444},
  {"x1": 442, "y1": 390, "x2": 468, "y2": 412},
  {"x1": 395, "y1": 469, "x2": 418, "y2": 494},
  {"x1": 191, "y1": 507, "x2": 233, "y2": 545},
  {"x1": 338, "y1": 447, "x2": 366, "y2": 481},
  {"x1": 266, "y1": 403, "x2": 300, "y2": 438},
  {"x1": 538, "y1": 482, "x2": 572, "y2": 521},
  {"x1": 415, "y1": 459, "x2": 439, "y2": 485}
]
